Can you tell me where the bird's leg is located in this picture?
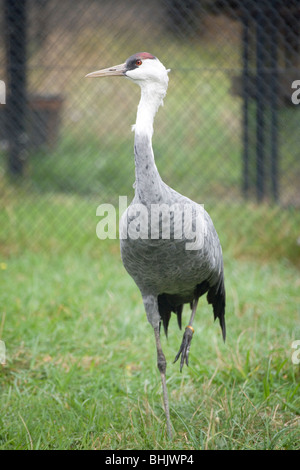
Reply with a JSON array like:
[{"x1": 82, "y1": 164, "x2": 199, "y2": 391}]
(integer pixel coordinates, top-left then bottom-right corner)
[
  {"x1": 143, "y1": 295, "x2": 173, "y2": 438},
  {"x1": 174, "y1": 298, "x2": 198, "y2": 371},
  {"x1": 153, "y1": 326, "x2": 173, "y2": 439}
]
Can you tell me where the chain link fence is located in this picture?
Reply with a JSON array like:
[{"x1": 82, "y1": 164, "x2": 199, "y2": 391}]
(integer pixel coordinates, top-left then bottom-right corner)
[{"x1": 0, "y1": 0, "x2": 299, "y2": 257}]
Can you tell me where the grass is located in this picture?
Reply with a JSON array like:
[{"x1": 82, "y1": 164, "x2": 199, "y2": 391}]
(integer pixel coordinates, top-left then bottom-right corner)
[{"x1": 0, "y1": 182, "x2": 299, "y2": 450}]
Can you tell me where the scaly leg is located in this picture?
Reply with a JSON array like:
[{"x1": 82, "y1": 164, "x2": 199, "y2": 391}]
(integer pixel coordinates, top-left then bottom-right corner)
[
  {"x1": 154, "y1": 326, "x2": 173, "y2": 439},
  {"x1": 174, "y1": 298, "x2": 198, "y2": 371}
]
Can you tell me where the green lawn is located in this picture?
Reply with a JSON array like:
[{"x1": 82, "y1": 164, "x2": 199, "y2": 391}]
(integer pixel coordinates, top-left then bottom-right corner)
[{"x1": 0, "y1": 185, "x2": 299, "y2": 450}]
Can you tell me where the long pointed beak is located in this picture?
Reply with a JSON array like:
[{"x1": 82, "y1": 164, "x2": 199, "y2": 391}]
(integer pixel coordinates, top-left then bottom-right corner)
[{"x1": 85, "y1": 62, "x2": 126, "y2": 78}]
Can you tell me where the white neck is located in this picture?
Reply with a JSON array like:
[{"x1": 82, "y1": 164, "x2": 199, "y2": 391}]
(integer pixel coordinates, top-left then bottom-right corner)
[
  {"x1": 134, "y1": 81, "x2": 167, "y2": 137},
  {"x1": 133, "y1": 81, "x2": 168, "y2": 203}
]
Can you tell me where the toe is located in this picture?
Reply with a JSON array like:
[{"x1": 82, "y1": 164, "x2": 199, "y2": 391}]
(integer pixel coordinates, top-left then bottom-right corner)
[{"x1": 174, "y1": 327, "x2": 194, "y2": 371}]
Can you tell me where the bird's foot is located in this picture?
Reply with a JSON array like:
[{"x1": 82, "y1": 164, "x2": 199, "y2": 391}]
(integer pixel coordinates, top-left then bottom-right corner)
[{"x1": 173, "y1": 326, "x2": 194, "y2": 372}]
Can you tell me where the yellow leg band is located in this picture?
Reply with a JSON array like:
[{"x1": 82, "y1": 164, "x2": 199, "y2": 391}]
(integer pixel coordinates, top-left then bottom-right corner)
[{"x1": 186, "y1": 325, "x2": 195, "y2": 334}]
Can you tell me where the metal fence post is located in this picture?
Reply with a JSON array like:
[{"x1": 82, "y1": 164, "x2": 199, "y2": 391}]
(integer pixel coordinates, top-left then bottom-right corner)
[
  {"x1": 5, "y1": 0, "x2": 28, "y2": 176},
  {"x1": 270, "y1": 9, "x2": 279, "y2": 203},
  {"x1": 242, "y1": 9, "x2": 250, "y2": 198},
  {"x1": 255, "y1": 4, "x2": 267, "y2": 202}
]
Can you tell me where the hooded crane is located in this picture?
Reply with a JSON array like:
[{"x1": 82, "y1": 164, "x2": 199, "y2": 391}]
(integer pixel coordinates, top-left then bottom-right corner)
[{"x1": 86, "y1": 52, "x2": 226, "y2": 439}]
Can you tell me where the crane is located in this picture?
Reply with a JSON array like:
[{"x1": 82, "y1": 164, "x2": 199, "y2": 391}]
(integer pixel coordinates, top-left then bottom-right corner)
[{"x1": 86, "y1": 53, "x2": 226, "y2": 439}]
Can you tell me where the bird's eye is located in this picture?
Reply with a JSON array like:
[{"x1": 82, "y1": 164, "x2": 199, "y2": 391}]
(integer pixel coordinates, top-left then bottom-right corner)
[{"x1": 136, "y1": 59, "x2": 142, "y2": 66}]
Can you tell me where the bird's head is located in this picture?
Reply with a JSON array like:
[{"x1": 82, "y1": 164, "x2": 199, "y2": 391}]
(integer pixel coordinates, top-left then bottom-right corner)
[{"x1": 86, "y1": 52, "x2": 170, "y2": 89}]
